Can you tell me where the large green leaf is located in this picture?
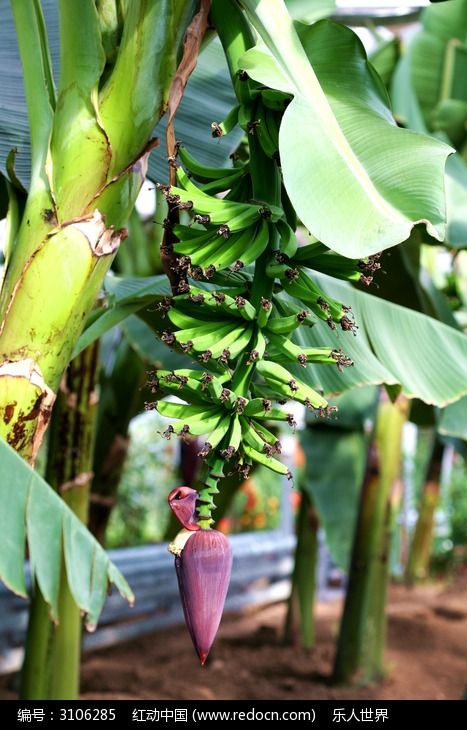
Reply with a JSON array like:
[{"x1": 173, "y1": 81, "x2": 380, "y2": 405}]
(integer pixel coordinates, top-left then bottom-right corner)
[
  {"x1": 74, "y1": 274, "x2": 170, "y2": 357},
  {"x1": 287, "y1": 272, "x2": 467, "y2": 407},
  {"x1": 0, "y1": 438, "x2": 133, "y2": 627},
  {"x1": 0, "y1": 1, "x2": 240, "y2": 190},
  {"x1": 285, "y1": 0, "x2": 335, "y2": 24},
  {"x1": 303, "y1": 386, "x2": 377, "y2": 574},
  {"x1": 391, "y1": 1, "x2": 467, "y2": 249},
  {"x1": 439, "y1": 395, "x2": 467, "y2": 440},
  {"x1": 122, "y1": 314, "x2": 192, "y2": 370},
  {"x1": 408, "y1": 0, "x2": 467, "y2": 138},
  {"x1": 239, "y1": 2, "x2": 451, "y2": 258}
]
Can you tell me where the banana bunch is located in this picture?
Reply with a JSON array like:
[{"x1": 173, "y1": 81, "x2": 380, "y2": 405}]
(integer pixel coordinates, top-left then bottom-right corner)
[
  {"x1": 164, "y1": 286, "x2": 256, "y2": 365},
  {"x1": 292, "y1": 244, "x2": 382, "y2": 287},
  {"x1": 154, "y1": 368, "x2": 293, "y2": 477},
  {"x1": 266, "y1": 254, "x2": 356, "y2": 332},
  {"x1": 153, "y1": 90, "x2": 361, "y2": 482}
]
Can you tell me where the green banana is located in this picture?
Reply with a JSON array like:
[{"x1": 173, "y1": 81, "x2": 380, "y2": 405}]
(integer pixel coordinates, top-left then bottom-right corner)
[
  {"x1": 218, "y1": 104, "x2": 241, "y2": 136},
  {"x1": 200, "y1": 169, "x2": 245, "y2": 196},
  {"x1": 167, "y1": 309, "x2": 223, "y2": 330},
  {"x1": 224, "y1": 207, "x2": 262, "y2": 233},
  {"x1": 244, "y1": 398, "x2": 294, "y2": 423},
  {"x1": 190, "y1": 231, "x2": 237, "y2": 270},
  {"x1": 283, "y1": 269, "x2": 353, "y2": 327},
  {"x1": 242, "y1": 443, "x2": 290, "y2": 476},
  {"x1": 222, "y1": 324, "x2": 254, "y2": 360},
  {"x1": 178, "y1": 144, "x2": 242, "y2": 182},
  {"x1": 257, "y1": 296, "x2": 273, "y2": 329},
  {"x1": 157, "y1": 373, "x2": 214, "y2": 404},
  {"x1": 186, "y1": 324, "x2": 234, "y2": 353},
  {"x1": 266, "y1": 332, "x2": 337, "y2": 365},
  {"x1": 221, "y1": 415, "x2": 242, "y2": 459},
  {"x1": 173, "y1": 230, "x2": 219, "y2": 257},
  {"x1": 305, "y1": 253, "x2": 372, "y2": 284},
  {"x1": 256, "y1": 360, "x2": 328, "y2": 409},
  {"x1": 255, "y1": 100, "x2": 279, "y2": 159},
  {"x1": 276, "y1": 219, "x2": 299, "y2": 258},
  {"x1": 200, "y1": 415, "x2": 233, "y2": 453},
  {"x1": 292, "y1": 241, "x2": 329, "y2": 261},
  {"x1": 171, "y1": 410, "x2": 225, "y2": 437},
  {"x1": 264, "y1": 107, "x2": 280, "y2": 153},
  {"x1": 156, "y1": 400, "x2": 217, "y2": 420},
  {"x1": 200, "y1": 227, "x2": 254, "y2": 271},
  {"x1": 207, "y1": 324, "x2": 249, "y2": 359},
  {"x1": 261, "y1": 88, "x2": 291, "y2": 110},
  {"x1": 265, "y1": 311, "x2": 310, "y2": 335},
  {"x1": 193, "y1": 287, "x2": 257, "y2": 321},
  {"x1": 239, "y1": 220, "x2": 270, "y2": 267},
  {"x1": 173, "y1": 320, "x2": 227, "y2": 343},
  {"x1": 230, "y1": 328, "x2": 266, "y2": 396},
  {"x1": 159, "y1": 369, "x2": 230, "y2": 384},
  {"x1": 252, "y1": 420, "x2": 281, "y2": 451},
  {"x1": 240, "y1": 416, "x2": 269, "y2": 453}
]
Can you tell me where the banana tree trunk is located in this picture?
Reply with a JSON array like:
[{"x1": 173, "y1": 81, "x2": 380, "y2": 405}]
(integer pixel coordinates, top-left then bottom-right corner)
[
  {"x1": 405, "y1": 441, "x2": 443, "y2": 585},
  {"x1": 284, "y1": 489, "x2": 319, "y2": 648},
  {"x1": 333, "y1": 395, "x2": 409, "y2": 685},
  {"x1": 20, "y1": 343, "x2": 99, "y2": 699}
]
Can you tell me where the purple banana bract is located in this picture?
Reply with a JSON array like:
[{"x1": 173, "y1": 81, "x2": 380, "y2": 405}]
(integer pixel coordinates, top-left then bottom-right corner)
[
  {"x1": 175, "y1": 528, "x2": 233, "y2": 665},
  {"x1": 168, "y1": 486, "x2": 200, "y2": 531}
]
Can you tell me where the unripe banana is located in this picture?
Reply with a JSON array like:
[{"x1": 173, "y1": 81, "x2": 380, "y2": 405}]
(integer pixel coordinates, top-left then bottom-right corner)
[
  {"x1": 242, "y1": 443, "x2": 290, "y2": 476},
  {"x1": 178, "y1": 144, "x2": 242, "y2": 182},
  {"x1": 171, "y1": 411, "x2": 225, "y2": 437},
  {"x1": 256, "y1": 360, "x2": 328, "y2": 409},
  {"x1": 276, "y1": 219, "x2": 299, "y2": 258},
  {"x1": 199, "y1": 415, "x2": 232, "y2": 455},
  {"x1": 221, "y1": 415, "x2": 242, "y2": 459},
  {"x1": 265, "y1": 311, "x2": 310, "y2": 335},
  {"x1": 156, "y1": 401, "x2": 217, "y2": 420}
]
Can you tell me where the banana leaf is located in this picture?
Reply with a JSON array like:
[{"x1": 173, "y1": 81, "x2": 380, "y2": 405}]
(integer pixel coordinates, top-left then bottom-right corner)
[
  {"x1": 240, "y1": 2, "x2": 451, "y2": 258},
  {"x1": 438, "y1": 395, "x2": 467, "y2": 441},
  {"x1": 300, "y1": 387, "x2": 377, "y2": 570},
  {"x1": 391, "y1": 0, "x2": 467, "y2": 248},
  {"x1": 0, "y1": 438, "x2": 133, "y2": 627},
  {"x1": 73, "y1": 274, "x2": 170, "y2": 356},
  {"x1": 286, "y1": 272, "x2": 467, "y2": 407}
]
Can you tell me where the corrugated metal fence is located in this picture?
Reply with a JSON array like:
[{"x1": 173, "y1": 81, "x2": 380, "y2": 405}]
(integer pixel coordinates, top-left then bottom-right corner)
[{"x1": 0, "y1": 530, "x2": 304, "y2": 675}]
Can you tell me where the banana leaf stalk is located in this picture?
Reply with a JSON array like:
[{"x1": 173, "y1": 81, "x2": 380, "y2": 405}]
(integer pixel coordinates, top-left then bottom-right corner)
[
  {"x1": 21, "y1": 342, "x2": 99, "y2": 699},
  {"x1": 333, "y1": 394, "x2": 409, "y2": 685}
]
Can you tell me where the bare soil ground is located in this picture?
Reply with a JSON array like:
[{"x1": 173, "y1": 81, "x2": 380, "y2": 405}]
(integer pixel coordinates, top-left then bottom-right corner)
[{"x1": 2, "y1": 574, "x2": 467, "y2": 700}]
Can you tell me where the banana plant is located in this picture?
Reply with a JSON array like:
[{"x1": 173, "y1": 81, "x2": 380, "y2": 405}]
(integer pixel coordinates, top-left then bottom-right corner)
[{"x1": 0, "y1": 0, "x2": 465, "y2": 688}]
